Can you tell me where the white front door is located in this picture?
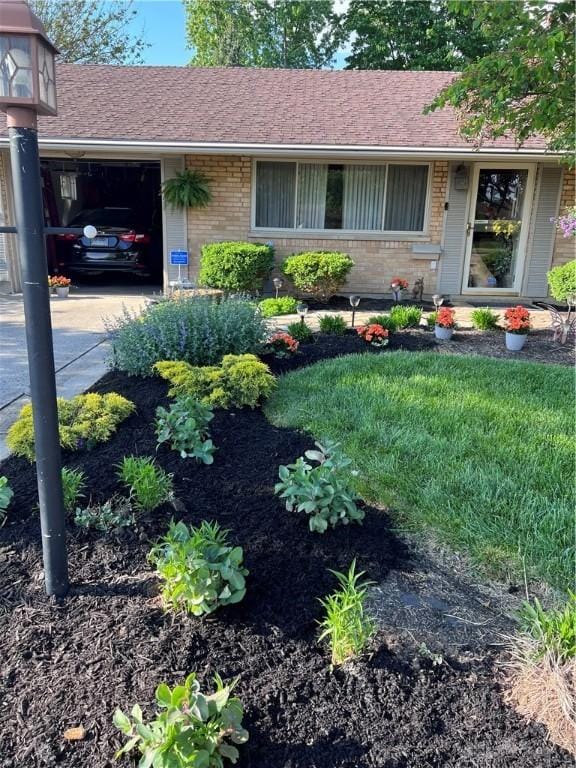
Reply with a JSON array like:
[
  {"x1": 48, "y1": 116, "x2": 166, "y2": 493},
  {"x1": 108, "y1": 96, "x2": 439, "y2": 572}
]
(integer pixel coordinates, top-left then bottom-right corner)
[{"x1": 462, "y1": 164, "x2": 535, "y2": 294}]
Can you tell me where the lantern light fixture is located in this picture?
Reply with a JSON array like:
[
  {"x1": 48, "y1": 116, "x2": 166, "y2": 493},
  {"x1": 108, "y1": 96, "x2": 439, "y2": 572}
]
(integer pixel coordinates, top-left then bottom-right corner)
[
  {"x1": 432, "y1": 294, "x2": 445, "y2": 310},
  {"x1": 296, "y1": 302, "x2": 309, "y2": 325},
  {"x1": 272, "y1": 276, "x2": 283, "y2": 299},
  {"x1": 349, "y1": 294, "x2": 361, "y2": 327}
]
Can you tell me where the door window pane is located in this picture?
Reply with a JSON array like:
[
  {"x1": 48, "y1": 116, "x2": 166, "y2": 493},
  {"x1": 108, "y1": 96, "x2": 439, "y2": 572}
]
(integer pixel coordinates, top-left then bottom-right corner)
[
  {"x1": 384, "y1": 165, "x2": 428, "y2": 231},
  {"x1": 255, "y1": 161, "x2": 296, "y2": 228}
]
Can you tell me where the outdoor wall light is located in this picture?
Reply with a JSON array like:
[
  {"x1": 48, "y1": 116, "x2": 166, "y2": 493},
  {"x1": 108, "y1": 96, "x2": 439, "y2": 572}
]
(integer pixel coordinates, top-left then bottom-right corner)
[
  {"x1": 349, "y1": 294, "x2": 361, "y2": 327},
  {"x1": 272, "y1": 276, "x2": 283, "y2": 299},
  {"x1": 296, "y1": 302, "x2": 309, "y2": 325},
  {"x1": 432, "y1": 294, "x2": 445, "y2": 310}
]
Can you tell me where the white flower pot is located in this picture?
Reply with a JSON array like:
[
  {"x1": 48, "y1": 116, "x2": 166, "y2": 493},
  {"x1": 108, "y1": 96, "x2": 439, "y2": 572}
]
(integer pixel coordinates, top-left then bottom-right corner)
[
  {"x1": 434, "y1": 325, "x2": 454, "y2": 341},
  {"x1": 505, "y1": 332, "x2": 527, "y2": 351},
  {"x1": 55, "y1": 286, "x2": 69, "y2": 298}
]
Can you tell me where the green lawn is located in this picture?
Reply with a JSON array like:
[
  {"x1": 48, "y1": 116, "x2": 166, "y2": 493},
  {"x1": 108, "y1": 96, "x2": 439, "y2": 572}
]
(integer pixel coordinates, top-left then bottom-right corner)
[{"x1": 265, "y1": 352, "x2": 575, "y2": 589}]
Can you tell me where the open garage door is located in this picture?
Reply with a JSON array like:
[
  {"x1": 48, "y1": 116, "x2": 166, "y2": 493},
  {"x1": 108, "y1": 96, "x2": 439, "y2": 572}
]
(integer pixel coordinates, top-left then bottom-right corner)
[{"x1": 41, "y1": 158, "x2": 162, "y2": 289}]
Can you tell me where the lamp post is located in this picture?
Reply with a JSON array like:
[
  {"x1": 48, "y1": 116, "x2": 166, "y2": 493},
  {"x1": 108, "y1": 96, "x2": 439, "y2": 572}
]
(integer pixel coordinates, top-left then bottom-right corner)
[
  {"x1": 349, "y1": 294, "x2": 361, "y2": 328},
  {"x1": 432, "y1": 294, "x2": 445, "y2": 311},
  {"x1": 296, "y1": 302, "x2": 308, "y2": 326},
  {"x1": 0, "y1": 1, "x2": 68, "y2": 597},
  {"x1": 272, "y1": 277, "x2": 283, "y2": 300}
]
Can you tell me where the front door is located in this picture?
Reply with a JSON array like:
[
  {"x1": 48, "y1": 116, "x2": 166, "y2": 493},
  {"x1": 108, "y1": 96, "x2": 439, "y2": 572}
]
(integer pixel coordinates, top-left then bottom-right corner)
[{"x1": 463, "y1": 165, "x2": 535, "y2": 293}]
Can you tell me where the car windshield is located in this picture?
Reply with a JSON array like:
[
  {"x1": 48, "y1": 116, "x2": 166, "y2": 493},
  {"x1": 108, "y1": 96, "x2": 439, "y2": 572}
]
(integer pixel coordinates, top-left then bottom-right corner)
[{"x1": 69, "y1": 208, "x2": 139, "y2": 229}]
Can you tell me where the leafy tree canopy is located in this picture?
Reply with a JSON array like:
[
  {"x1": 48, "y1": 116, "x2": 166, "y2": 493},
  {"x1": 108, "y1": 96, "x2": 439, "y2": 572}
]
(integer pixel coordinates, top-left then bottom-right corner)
[
  {"x1": 31, "y1": 0, "x2": 148, "y2": 64},
  {"x1": 184, "y1": 0, "x2": 342, "y2": 68}
]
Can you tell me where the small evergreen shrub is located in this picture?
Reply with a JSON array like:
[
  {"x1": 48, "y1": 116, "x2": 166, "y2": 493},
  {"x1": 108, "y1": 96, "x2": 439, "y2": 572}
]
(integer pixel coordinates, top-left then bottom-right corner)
[
  {"x1": 156, "y1": 397, "x2": 215, "y2": 464},
  {"x1": 319, "y1": 315, "x2": 347, "y2": 335},
  {"x1": 287, "y1": 321, "x2": 314, "y2": 342},
  {"x1": 0, "y1": 476, "x2": 13, "y2": 522},
  {"x1": 547, "y1": 261, "x2": 576, "y2": 302},
  {"x1": 199, "y1": 241, "x2": 274, "y2": 293},
  {"x1": 107, "y1": 296, "x2": 266, "y2": 377},
  {"x1": 389, "y1": 304, "x2": 422, "y2": 329},
  {"x1": 61, "y1": 467, "x2": 86, "y2": 513},
  {"x1": 154, "y1": 354, "x2": 275, "y2": 409},
  {"x1": 149, "y1": 520, "x2": 248, "y2": 616},
  {"x1": 282, "y1": 251, "x2": 354, "y2": 302},
  {"x1": 118, "y1": 456, "x2": 174, "y2": 512},
  {"x1": 6, "y1": 393, "x2": 135, "y2": 462},
  {"x1": 258, "y1": 296, "x2": 298, "y2": 318},
  {"x1": 114, "y1": 673, "x2": 248, "y2": 767},
  {"x1": 368, "y1": 315, "x2": 397, "y2": 334},
  {"x1": 74, "y1": 495, "x2": 134, "y2": 531},
  {"x1": 471, "y1": 307, "x2": 500, "y2": 330}
]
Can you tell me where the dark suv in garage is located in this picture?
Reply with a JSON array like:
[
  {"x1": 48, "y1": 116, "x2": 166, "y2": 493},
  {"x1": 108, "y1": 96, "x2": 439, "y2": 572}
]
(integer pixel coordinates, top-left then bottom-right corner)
[{"x1": 55, "y1": 207, "x2": 161, "y2": 279}]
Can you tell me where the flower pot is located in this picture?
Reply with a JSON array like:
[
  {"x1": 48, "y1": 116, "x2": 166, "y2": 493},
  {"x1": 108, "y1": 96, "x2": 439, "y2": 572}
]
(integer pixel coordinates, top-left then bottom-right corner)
[
  {"x1": 434, "y1": 325, "x2": 454, "y2": 341},
  {"x1": 55, "y1": 286, "x2": 70, "y2": 298},
  {"x1": 505, "y1": 332, "x2": 527, "y2": 351},
  {"x1": 391, "y1": 289, "x2": 403, "y2": 303}
]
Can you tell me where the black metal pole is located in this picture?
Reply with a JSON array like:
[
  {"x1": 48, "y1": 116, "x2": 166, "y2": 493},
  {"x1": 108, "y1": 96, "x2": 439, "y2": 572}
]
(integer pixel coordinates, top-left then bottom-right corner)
[{"x1": 8, "y1": 125, "x2": 69, "y2": 597}]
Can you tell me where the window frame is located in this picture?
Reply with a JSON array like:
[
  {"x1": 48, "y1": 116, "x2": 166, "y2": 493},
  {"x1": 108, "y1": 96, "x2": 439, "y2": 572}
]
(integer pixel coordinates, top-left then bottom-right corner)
[{"x1": 250, "y1": 157, "x2": 433, "y2": 238}]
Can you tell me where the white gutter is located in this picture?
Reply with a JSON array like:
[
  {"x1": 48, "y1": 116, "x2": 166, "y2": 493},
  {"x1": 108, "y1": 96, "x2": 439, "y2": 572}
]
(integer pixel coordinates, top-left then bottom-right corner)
[{"x1": 0, "y1": 136, "x2": 560, "y2": 160}]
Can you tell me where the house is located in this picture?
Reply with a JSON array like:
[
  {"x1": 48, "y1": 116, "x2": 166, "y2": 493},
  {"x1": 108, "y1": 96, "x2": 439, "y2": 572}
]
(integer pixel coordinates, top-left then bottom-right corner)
[{"x1": 0, "y1": 64, "x2": 573, "y2": 298}]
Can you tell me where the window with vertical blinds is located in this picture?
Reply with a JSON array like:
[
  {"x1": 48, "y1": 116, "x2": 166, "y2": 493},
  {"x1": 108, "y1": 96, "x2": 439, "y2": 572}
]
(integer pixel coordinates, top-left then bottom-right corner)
[{"x1": 254, "y1": 161, "x2": 429, "y2": 233}]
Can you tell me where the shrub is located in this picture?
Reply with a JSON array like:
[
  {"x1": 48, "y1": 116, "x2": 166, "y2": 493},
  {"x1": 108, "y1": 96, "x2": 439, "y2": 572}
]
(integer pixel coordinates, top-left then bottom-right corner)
[
  {"x1": 74, "y1": 495, "x2": 134, "y2": 531},
  {"x1": 0, "y1": 476, "x2": 13, "y2": 522},
  {"x1": 547, "y1": 260, "x2": 576, "y2": 302},
  {"x1": 118, "y1": 456, "x2": 174, "y2": 512},
  {"x1": 149, "y1": 520, "x2": 248, "y2": 616},
  {"x1": 519, "y1": 594, "x2": 576, "y2": 662},
  {"x1": 282, "y1": 251, "x2": 354, "y2": 302},
  {"x1": 287, "y1": 321, "x2": 314, "y2": 343},
  {"x1": 274, "y1": 440, "x2": 364, "y2": 533},
  {"x1": 357, "y1": 324, "x2": 389, "y2": 347},
  {"x1": 471, "y1": 307, "x2": 500, "y2": 330},
  {"x1": 389, "y1": 304, "x2": 422, "y2": 329},
  {"x1": 154, "y1": 354, "x2": 275, "y2": 409},
  {"x1": 318, "y1": 315, "x2": 347, "y2": 335},
  {"x1": 156, "y1": 397, "x2": 215, "y2": 464},
  {"x1": 107, "y1": 296, "x2": 266, "y2": 377},
  {"x1": 199, "y1": 241, "x2": 274, "y2": 293},
  {"x1": 6, "y1": 393, "x2": 135, "y2": 462},
  {"x1": 265, "y1": 332, "x2": 299, "y2": 357},
  {"x1": 368, "y1": 314, "x2": 397, "y2": 334},
  {"x1": 318, "y1": 560, "x2": 376, "y2": 666},
  {"x1": 114, "y1": 672, "x2": 248, "y2": 768},
  {"x1": 61, "y1": 467, "x2": 86, "y2": 513},
  {"x1": 258, "y1": 296, "x2": 298, "y2": 318}
]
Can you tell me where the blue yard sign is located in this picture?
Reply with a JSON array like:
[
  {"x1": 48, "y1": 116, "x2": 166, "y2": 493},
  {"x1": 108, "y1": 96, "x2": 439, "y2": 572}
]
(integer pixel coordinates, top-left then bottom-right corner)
[{"x1": 170, "y1": 249, "x2": 189, "y2": 266}]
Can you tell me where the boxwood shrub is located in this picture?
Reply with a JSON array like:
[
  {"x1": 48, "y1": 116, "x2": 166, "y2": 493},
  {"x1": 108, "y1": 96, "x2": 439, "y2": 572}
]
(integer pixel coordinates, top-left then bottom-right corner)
[
  {"x1": 199, "y1": 241, "x2": 274, "y2": 293},
  {"x1": 281, "y1": 251, "x2": 354, "y2": 302},
  {"x1": 258, "y1": 296, "x2": 298, "y2": 318},
  {"x1": 547, "y1": 260, "x2": 576, "y2": 302}
]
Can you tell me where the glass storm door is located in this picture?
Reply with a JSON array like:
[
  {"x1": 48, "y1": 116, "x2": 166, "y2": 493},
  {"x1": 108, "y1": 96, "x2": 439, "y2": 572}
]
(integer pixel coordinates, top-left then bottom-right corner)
[{"x1": 464, "y1": 167, "x2": 532, "y2": 292}]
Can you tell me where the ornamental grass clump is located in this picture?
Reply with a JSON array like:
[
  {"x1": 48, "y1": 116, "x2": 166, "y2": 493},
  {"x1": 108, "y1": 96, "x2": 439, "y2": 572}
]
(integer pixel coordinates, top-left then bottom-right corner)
[
  {"x1": 368, "y1": 315, "x2": 397, "y2": 334},
  {"x1": 265, "y1": 331, "x2": 299, "y2": 357},
  {"x1": 61, "y1": 467, "x2": 86, "y2": 513},
  {"x1": 318, "y1": 314, "x2": 347, "y2": 335},
  {"x1": 114, "y1": 672, "x2": 248, "y2": 767},
  {"x1": 471, "y1": 307, "x2": 500, "y2": 330},
  {"x1": 282, "y1": 251, "x2": 354, "y2": 302},
  {"x1": 156, "y1": 397, "x2": 215, "y2": 464},
  {"x1": 258, "y1": 296, "x2": 298, "y2": 318},
  {"x1": 389, "y1": 304, "x2": 422, "y2": 329},
  {"x1": 6, "y1": 392, "x2": 135, "y2": 462},
  {"x1": 274, "y1": 440, "x2": 364, "y2": 533},
  {"x1": 318, "y1": 560, "x2": 376, "y2": 667},
  {"x1": 148, "y1": 520, "x2": 248, "y2": 616},
  {"x1": 118, "y1": 456, "x2": 174, "y2": 512},
  {"x1": 286, "y1": 321, "x2": 314, "y2": 343},
  {"x1": 107, "y1": 295, "x2": 266, "y2": 377}
]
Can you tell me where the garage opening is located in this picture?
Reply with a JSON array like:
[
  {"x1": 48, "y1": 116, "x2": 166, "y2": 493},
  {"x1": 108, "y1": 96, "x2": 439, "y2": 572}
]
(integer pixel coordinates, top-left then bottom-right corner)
[{"x1": 41, "y1": 158, "x2": 162, "y2": 289}]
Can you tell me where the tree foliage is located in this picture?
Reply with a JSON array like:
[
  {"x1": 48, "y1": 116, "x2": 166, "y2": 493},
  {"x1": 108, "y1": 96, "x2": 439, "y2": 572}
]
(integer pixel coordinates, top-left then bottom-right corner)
[
  {"x1": 184, "y1": 0, "x2": 342, "y2": 68},
  {"x1": 344, "y1": 0, "x2": 498, "y2": 71},
  {"x1": 30, "y1": 0, "x2": 148, "y2": 64},
  {"x1": 426, "y1": 1, "x2": 575, "y2": 160}
]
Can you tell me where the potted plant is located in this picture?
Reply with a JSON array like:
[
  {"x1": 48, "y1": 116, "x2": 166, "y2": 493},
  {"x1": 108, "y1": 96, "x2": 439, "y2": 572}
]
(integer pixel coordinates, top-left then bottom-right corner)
[
  {"x1": 504, "y1": 306, "x2": 531, "y2": 351},
  {"x1": 161, "y1": 168, "x2": 212, "y2": 209},
  {"x1": 434, "y1": 307, "x2": 456, "y2": 340},
  {"x1": 49, "y1": 275, "x2": 71, "y2": 298},
  {"x1": 390, "y1": 277, "x2": 408, "y2": 302}
]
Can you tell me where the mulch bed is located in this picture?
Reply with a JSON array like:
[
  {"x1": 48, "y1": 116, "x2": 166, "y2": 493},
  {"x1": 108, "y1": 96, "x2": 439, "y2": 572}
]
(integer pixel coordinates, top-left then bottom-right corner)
[{"x1": 0, "y1": 336, "x2": 572, "y2": 767}]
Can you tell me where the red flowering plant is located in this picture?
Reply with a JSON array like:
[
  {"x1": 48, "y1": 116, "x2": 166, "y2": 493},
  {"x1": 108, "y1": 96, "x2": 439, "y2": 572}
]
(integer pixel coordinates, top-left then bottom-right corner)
[
  {"x1": 48, "y1": 275, "x2": 71, "y2": 288},
  {"x1": 504, "y1": 306, "x2": 531, "y2": 335},
  {"x1": 357, "y1": 323, "x2": 389, "y2": 347},
  {"x1": 390, "y1": 277, "x2": 409, "y2": 290},
  {"x1": 435, "y1": 307, "x2": 456, "y2": 329},
  {"x1": 266, "y1": 331, "x2": 299, "y2": 357}
]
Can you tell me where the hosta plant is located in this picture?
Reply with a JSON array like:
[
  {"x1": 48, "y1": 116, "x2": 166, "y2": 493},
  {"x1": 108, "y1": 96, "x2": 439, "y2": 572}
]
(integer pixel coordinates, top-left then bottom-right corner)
[
  {"x1": 74, "y1": 495, "x2": 134, "y2": 531},
  {"x1": 156, "y1": 397, "x2": 216, "y2": 464},
  {"x1": 113, "y1": 672, "x2": 248, "y2": 767},
  {"x1": 0, "y1": 476, "x2": 13, "y2": 522},
  {"x1": 61, "y1": 467, "x2": 86, "y2": 513},
  {"x1": 118, "y1": 456, "x2": 174, "y2": 512},
  {"x1": 274, "y1": 440, "x2": 364, "y2": 533},
  {"x1": 148, "y1": 520, "x2": 248, "y2": 616}
]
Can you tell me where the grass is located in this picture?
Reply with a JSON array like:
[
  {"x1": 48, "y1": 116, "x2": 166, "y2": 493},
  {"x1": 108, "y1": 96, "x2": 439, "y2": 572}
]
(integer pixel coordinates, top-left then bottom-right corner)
[{"x1": 265, "y1": 352, "x2": 575, "y2": 588}]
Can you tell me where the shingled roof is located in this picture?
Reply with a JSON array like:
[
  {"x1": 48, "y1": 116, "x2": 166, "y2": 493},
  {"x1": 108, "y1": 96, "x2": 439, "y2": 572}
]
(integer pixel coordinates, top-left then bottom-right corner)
[{"x1": 26, "y1": 64, "x2": 546, "y2": 151}]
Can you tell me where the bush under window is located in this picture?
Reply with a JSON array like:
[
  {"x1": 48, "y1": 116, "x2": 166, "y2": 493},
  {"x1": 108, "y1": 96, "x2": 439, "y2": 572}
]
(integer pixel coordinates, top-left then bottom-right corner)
[
  {"x1": 282, "y1": 251, "x2": 354, "y2": 302},
  {"x1": 199, "y1": 241, "x2": 274, "y2": 293}
]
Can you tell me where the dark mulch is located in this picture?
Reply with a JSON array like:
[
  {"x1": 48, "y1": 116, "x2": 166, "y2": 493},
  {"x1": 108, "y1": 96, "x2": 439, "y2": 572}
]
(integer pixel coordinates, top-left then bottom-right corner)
[
  {"x1": 0, "y1": 337, "x2": 571, "y2": 768},
  {"x1": 305, "y1": 296, "x2": 438, "y2": 313}
]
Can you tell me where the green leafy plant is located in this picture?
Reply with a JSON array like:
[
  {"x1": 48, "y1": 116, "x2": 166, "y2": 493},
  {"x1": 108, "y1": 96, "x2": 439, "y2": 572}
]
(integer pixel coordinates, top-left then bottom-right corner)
[
  {"x1": 148, "y1": 520, "x2": 248, "y2": 616},
  {"x1": 74, "y1": 495, "x2": 134, "y2": 531},
  {"x1": 519, "y1": 594, "x2": 576, "y2": 662},
  {"x1": 547, "y1": 261, "x2": 576, "y2": 303},
  {"x1": 282, "y1": 251, "x2": 354, "y2": 302},
  {"x1": 107, "y1": 296, "x2": 266, "y2": 377},
  {"x1": 113, "y1": 672, "x2": 248, "y2": 767},
  {"x1": 0, "y1": 476, "x2": 14, "y2": 522},
  {"x1": 274, "y1": 440, "x2": 364, "y2": 533},
  {"x1": 426, "y1": 312, "x2": 437, "y2": 329},
  {"x1": 389, "y1": 304, "x2": 422, "y2": 329},
  {"x1": 199, "y1": 241, "x2": 274, "y2": 293},
  {"x1": 258, "y1": 296, "x2": 298, "y2": 318},
  {"x1": 367, "y1": 315, "x2": 397, "y2": 334},
  {"x1": 6, "y1": 392, "x2": 135, "y2": 462},
  {"x1": 286, "y1": 321, "x2": 314, "y2": 343},
  {"x1": 156, "y1": 397, "x2": 215, "y2": 464},
  {"x1": 161, "y1": 168, "x2": 212, "y2": 209},
  {"x1": 471, "y1": 307, "x2": 500, "y2": 331},
  {"x1": 318, "y1": 560, "x2": 376, "y2": 667},
  {"x1": 118, "y1": 457, "x2": 174, "y2": 512},
  {"x1": 154, "y1": 354, "x2": 275, "y2": 409},
  {"x1": 61, "y1": 467, "x2": 86, "y2": 513},
  {"x1": 318, "y1": 315, "x2": 347, "y2": 335}
]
